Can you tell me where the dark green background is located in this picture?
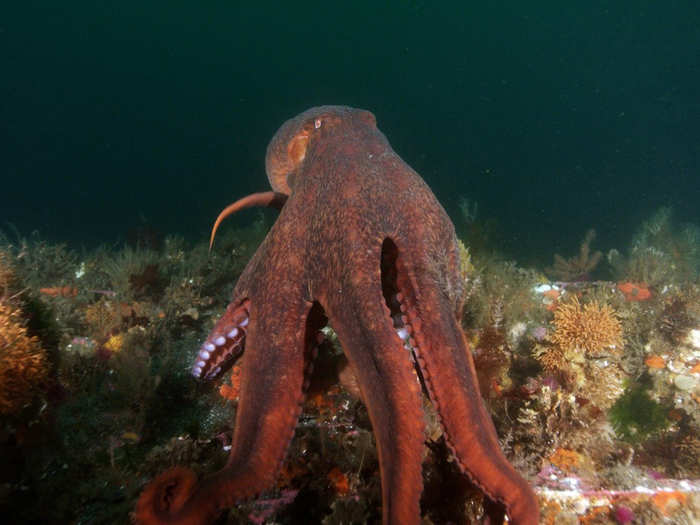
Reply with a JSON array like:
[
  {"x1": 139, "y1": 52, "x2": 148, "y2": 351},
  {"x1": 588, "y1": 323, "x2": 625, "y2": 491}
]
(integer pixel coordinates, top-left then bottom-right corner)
[{"x1": 2, "y1": 2, "x2": 698, "y2": 264}]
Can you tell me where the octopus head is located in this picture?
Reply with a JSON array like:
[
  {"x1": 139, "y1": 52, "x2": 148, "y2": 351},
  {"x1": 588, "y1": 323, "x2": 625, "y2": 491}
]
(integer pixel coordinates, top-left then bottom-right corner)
[{"x1": 265, "y1": 105, "x2": 376, "y2": 194}]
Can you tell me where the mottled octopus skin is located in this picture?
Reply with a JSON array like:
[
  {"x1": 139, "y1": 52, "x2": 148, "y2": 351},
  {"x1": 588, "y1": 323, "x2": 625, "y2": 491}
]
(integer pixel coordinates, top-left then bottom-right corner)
[{"x1": 135, "y1": 106, "x2": 539, "y2": 525}]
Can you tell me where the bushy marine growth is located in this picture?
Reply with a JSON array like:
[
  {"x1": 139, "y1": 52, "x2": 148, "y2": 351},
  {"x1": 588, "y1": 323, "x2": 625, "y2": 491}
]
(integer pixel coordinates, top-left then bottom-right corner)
[
  {"x1": 546, "y1": 229, "x2": 602, "y2": 281},
  {"x1": 547, "y1": 295, "x2": 623, "y2": 357},
  {"x1": 0, "y1": 251, "x2": 48, "y2": 416},
  {"x1": 535, "y1": 295, "x2": 624, "y2": 409},
  {"x1": 0, "y1": 303, "x2": 48, "y2": 416}
]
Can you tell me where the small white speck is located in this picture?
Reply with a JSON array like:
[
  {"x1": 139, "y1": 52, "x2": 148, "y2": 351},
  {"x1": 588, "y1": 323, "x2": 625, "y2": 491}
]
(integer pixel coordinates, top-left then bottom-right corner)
[{"x1": 75, "y1": 262, "x2": 86, "y2": 279}]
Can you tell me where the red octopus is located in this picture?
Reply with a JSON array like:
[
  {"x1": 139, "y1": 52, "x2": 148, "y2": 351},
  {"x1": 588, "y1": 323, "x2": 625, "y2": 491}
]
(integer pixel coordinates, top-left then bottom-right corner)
[{"x1": 135, "y1": 106, "x2": 538, "y2": 525}]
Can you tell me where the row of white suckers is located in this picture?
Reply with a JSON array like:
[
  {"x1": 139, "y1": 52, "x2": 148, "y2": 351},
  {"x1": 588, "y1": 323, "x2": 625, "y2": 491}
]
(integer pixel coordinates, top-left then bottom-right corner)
[
  {"x1": 191, "y1": 315, "x2": 249, "y2": 379},
  {"x1": 191, "y1": 307, "x2": 414, "y2": 380}
]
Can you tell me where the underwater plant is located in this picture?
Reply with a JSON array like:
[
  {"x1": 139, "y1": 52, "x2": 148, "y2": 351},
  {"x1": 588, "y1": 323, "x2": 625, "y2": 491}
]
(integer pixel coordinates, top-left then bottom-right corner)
[
  {"x1": 0, "y1": 250, "x2": 49, "y2": 417},
  {"x1": 0, "y1": 250, "x2": 16, "y2": 292},
  {"x1": 607, "y1": 207, "x2": 700, "y2": 285},
  {"x1": 0, "y1": 302, "x2": 48, "y2": 416},
  {"x1": 546, "y1": 229, "x2": 602, "y2": 281},
  {"x1": 472, "y1": 299, "x2": 513, "y2": 399},
  {"x1": 98, "y1": 247, "x2": 164, "y2": 302},
  {"x1": 658, "y1": 296, "x2": 695, "y2": 345},
  {"x1": 0, "y1": 230, "x2": 79, "y2": 289},
  {"x1": 462, "y1": 254, "x2": 545, "y2": 334},
  {"x1": 609, "y1": 386, "x2": 670, "y2": 443}
]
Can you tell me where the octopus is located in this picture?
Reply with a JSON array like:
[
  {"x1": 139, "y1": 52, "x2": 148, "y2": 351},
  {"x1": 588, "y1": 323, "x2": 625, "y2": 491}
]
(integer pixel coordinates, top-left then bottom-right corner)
[{"x1": 135, "y1": 106, "x2": 539, "y2": 524}]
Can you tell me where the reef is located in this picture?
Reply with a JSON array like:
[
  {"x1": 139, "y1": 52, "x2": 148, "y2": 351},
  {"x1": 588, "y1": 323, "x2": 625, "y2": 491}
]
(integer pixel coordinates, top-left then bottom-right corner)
[{"x1": 0, "y1": 205, "x2": 699, "y2": 524}]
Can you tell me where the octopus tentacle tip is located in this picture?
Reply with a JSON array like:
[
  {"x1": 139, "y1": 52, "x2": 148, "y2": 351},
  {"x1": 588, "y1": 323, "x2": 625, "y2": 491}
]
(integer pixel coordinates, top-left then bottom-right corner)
[
  {"x1": 208, "y1": 191, "x2": 288, "y2": 251},
  {"x1": 134, "y1": 467, "x2": 199, "y2": 525}
]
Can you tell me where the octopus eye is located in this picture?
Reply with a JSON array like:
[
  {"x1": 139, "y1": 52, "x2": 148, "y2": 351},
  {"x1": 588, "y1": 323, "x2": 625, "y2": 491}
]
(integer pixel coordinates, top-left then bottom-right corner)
[{"x1": 314, "y1": 118, "x2": 322, "y2": 129}]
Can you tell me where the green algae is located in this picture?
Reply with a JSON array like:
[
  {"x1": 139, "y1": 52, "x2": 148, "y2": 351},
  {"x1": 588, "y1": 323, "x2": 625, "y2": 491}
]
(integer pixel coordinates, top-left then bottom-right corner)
[{"x1": 609, "y1": 384, "x2": 671, "y2": 443}]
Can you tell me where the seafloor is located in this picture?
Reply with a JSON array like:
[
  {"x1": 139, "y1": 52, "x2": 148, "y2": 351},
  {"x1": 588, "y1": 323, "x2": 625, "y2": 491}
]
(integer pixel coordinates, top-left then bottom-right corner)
[{"x1": 0, "y1": 206, "x2": 698, "y2": 524}]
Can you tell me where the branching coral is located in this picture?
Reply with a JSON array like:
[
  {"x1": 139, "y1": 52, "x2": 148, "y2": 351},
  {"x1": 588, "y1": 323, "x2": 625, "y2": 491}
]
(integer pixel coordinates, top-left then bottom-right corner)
[
  {"x1": 547, "y1": 229, "x2": 602, "y2": 281},
  {"x1": 0, "y1": 302, "x2": 48, "y2": 415}
]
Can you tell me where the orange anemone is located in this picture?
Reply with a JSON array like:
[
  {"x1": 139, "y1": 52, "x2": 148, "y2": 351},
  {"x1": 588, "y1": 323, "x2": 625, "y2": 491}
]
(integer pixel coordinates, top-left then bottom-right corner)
[
  {"x1": 617, "y1": 282, "x2": 651, "y2": 301},
  {"x1": 645, "y1": 355, "x2": 666, "y2": 369}
]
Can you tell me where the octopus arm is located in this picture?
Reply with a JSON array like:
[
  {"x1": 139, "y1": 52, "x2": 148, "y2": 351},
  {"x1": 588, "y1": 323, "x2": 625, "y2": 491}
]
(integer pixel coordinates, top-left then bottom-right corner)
[
  {"x1": 322, "y1": 251, "x2": 425, "y2": 525},
  {"x1": 135, "y1": 288, "x2": 321, "y2": 524},
  {"x1": 393, "y1": 241, "x2": 540, "y2": 525}
]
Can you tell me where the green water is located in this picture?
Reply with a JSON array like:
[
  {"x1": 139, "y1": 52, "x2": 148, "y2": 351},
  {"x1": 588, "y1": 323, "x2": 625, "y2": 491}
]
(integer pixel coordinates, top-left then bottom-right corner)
[{"x1": 2, "y1": 2, "x2": 698, "y2": 264}]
